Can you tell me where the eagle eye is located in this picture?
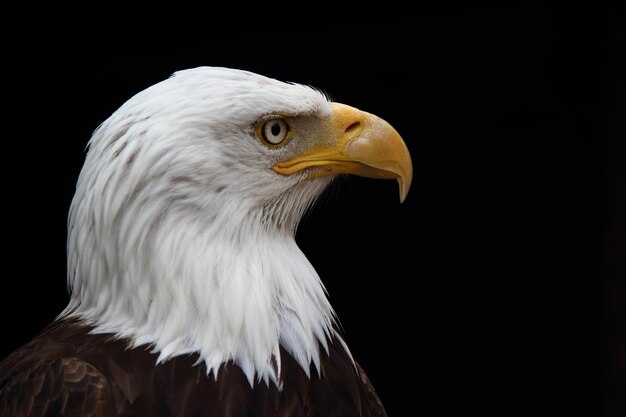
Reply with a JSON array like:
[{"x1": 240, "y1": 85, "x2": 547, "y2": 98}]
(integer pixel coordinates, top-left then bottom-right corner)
[{"x1": 257, "y1": 118, "x2": 292, "y2": 146}]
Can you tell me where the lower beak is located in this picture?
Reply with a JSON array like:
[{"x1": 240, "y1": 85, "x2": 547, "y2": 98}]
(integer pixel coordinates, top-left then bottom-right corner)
[{"x1": 273, "y1": 102, "x2": 412, "y2": 202}]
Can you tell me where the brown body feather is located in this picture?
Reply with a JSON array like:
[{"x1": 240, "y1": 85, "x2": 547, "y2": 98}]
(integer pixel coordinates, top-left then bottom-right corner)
[{"x1": 0, "y1": 320, "x2": 386, "y2": 417}]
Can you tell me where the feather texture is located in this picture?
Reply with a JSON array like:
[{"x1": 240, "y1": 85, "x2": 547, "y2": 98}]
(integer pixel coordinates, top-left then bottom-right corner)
[{"x1": 0, "y1": 320, "x2": 387, "y2": 417}]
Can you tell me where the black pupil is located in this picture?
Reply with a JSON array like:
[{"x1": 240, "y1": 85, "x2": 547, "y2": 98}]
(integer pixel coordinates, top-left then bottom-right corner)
[{"x1": 270, "y1": 122, "x2": 282, "y2": 137}]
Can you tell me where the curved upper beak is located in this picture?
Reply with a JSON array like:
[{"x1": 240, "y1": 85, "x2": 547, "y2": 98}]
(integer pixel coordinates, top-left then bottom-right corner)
[{"x1": 273, "y1": 102, "x2": 413, "y2": 202}]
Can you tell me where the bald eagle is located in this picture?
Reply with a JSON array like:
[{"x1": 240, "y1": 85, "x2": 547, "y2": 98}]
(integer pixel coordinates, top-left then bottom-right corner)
[{"x1": 0, "y1": 67, "x2": 411, "y2": 417}]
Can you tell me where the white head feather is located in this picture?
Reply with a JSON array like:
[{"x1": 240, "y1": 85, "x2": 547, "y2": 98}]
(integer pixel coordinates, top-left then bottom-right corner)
[{"x1": 63, "y1": 67, "x2": 343, "y2": 386}]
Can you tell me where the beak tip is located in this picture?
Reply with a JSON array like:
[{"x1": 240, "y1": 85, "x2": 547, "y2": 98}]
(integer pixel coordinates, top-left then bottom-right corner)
[{"x1": 398, "y1": 177, "x2": 411, "y2": 203}]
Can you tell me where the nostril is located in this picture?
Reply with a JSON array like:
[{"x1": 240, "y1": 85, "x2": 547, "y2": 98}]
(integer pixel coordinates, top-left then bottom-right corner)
[{"x1": 345, "y1": 121, "x2": 362, "y2": 135}]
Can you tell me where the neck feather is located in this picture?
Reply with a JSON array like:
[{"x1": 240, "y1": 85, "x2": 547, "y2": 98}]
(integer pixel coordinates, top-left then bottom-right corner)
[{"x1": 63, "y1": 193, "x2": 339, "y2": 386}]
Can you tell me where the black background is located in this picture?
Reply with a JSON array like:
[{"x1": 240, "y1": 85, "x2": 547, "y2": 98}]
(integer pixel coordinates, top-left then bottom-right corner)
[{"x1": 2, "y1": 4, "x2": 625, "y2": 416}]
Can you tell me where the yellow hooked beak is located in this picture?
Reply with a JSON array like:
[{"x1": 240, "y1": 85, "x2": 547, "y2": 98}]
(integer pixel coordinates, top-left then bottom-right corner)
[{"x1": 272, "y1": 102, "x2": 412, "y2": 202}]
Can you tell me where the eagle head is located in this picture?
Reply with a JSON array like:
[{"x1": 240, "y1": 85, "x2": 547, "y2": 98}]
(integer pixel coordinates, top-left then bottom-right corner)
[{"x1": 64, "y1": 67, "x2": 412, "y2": 385}]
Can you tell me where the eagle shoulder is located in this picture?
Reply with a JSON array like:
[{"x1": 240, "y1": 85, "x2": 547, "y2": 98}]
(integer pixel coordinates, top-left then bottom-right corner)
[
  {"x1": 0, "y1": 355, "x2": 109, "y2": 417},
  {"x1": 1, "y1": 320, "x2": 388, "y2": 417},
  {"x1": 354, "y1": 361, "x2": 388, "y2": 417},
  {"x1": 0, "y1": 319, "x2": 148, "y2": 417}
]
